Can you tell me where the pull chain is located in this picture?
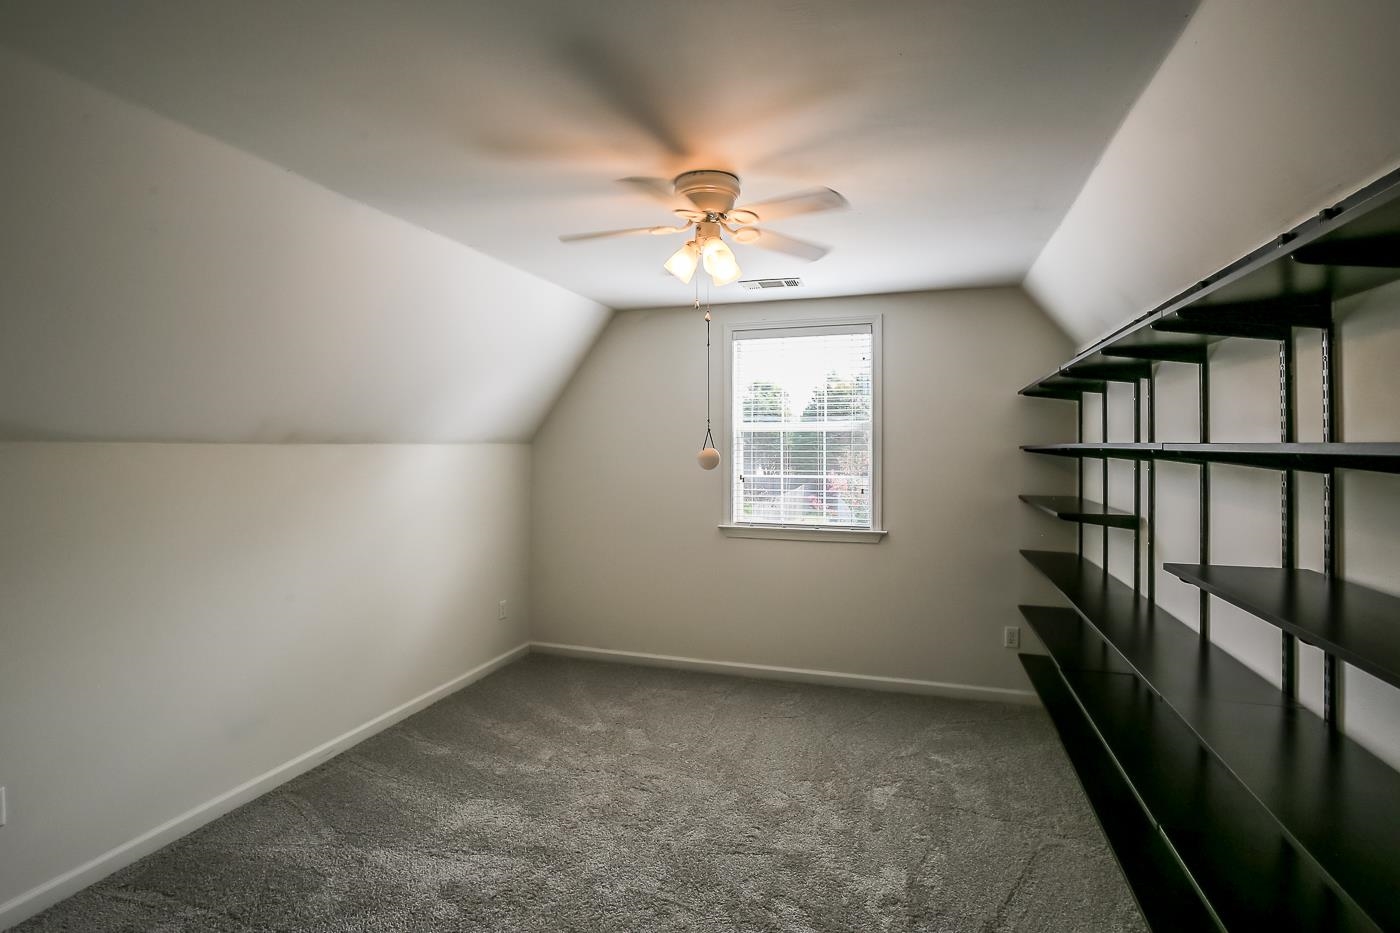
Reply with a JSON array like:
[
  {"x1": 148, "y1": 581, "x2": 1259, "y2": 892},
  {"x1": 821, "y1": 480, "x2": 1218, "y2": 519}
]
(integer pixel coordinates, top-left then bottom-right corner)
[
  {"x1": 704, "y1": 306, "x2": 713, "y2": 446},
  {"x1": 696, "y1": 286, "x2": 720, "y2": 469}
]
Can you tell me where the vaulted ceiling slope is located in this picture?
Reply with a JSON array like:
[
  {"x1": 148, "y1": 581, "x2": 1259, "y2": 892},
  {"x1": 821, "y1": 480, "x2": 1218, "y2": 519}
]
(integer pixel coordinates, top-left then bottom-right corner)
[
  {"x1": 0, "y1": 0, "x2": 1195, "y2": 312},
  {"x1": 0, "y1": 48, "x2": 610, "y2": 443},
  {"x1": 1027, "y1": 0, "x2": 1400, "y2": 347}
]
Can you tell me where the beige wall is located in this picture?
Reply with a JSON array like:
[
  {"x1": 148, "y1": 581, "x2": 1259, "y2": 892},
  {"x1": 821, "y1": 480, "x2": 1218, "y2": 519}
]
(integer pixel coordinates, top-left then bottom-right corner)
[
  {"x1": 1075, "y1": 281, "x2": 1400, "y2": 773},
  {"x1": 531, "y1": 288, "x2": 1076, "y2": 694},
  {"x1": 0, "y1": 443, "x2": 531, "y2": 918}
]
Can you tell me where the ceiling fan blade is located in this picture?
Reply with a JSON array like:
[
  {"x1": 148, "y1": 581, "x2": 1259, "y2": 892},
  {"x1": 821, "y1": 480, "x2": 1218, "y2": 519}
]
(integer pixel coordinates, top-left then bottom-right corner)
[
  {"x1": 618, "y1": 176, "x2": 685, "y2": 209},
  {"x1": 733, "y1": 188, "x2": 849, "y2": 223},
  {"x1": 558, "y1": 38, "x2": 689, "y2": 158},
  {"x1": 738, "y1": 228, "x2": 830, "y2": 262},
  {"x1": 559, "y1": 224, "x2": 689, "y2": 243}
]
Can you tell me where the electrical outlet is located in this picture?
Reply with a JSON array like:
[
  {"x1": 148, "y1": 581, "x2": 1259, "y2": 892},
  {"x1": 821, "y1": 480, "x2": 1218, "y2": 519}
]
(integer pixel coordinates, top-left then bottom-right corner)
[
  {"x1": 1002, "y1": 626, "x2": 1021, "y2": 649},
  {"x1": 497, "y1": 600, "x2": 508, "y2": 621}
]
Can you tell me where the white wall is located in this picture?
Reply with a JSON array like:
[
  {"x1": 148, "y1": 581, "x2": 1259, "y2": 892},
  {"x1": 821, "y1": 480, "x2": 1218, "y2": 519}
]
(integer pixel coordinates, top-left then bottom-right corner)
[
  {"x1": 1026, "y1": 0, "x2": 1400, "y2": 346},
  {"x1": 0, "y1": 48, "x2": 611, "y2": 443},
  {"x1": 0, "y1": 443, "x2": 532, "y2": 920},
  {"x1": 531, "y1": 289, "x2": 1077, "y2": 695}
]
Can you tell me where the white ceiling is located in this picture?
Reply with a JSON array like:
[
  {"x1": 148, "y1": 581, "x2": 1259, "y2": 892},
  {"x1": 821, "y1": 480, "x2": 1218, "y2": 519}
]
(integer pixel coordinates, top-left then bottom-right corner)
[{"x1": 0, "y1": 0, "x2": 1197, "y2": 311}]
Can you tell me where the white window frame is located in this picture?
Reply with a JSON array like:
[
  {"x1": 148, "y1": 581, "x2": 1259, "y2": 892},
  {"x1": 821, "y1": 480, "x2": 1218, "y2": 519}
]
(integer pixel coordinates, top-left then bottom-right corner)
[{"x1": 720, "y1": 315, "x2": 885, "y2": 544}]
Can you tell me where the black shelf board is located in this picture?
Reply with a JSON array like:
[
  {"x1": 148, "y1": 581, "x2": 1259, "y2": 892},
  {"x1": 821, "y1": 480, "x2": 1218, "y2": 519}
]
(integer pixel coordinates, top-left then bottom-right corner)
[
  {"x1": 1019, "y1": 495, "x2": 1139, "y2": 529},
  {"x1": 1019, "y1": 606, "x2": 1138, "y2": 675},
  {"x1": 1163, "y1": 563, "x2": 1400, "y2": 691},
  {"x1": 1021, "y1": 550, "x2": 1288, "y2": 708},
  {"x1": 1168, "y1": 294, "x2": 1333, "y2": 329},
  {"x1": 1022, "y1": 551, "x2": 1400, "y2": 932},
  {"x1": 1151, "y1": 315, "x2": 1295, "y2": 342},
  {"x1": 1152, "y1": 294, "x2": 1332, "y2": 343},
  {"x1": 1097, "y1": 327, "x2": 1218, "y2": 363},
  {"x1": 1018, "y1": 654, "x2": 1218, "y2": 932},
  {"x1": 1021, "y1": 443, "x2": 1160, "y2": 463},
  {"x1": 1018, "y1": 374, "x2": 1108, "y2": 399},
  {"x1": 1059, "y1": 358, "x2": 1152, "y2": 383},
  {"x1": 1022, "y1": 336, "x2": 1214, "y2": 394},
  {"x1": 1159, "y1": 442, "x2": 1400, "y2": 475},
  {"x1": 1102, "y1": 342, "x2": 1211, "y2": 364},
  {"x1": 1293, "y1": 232, "x2": 1400, "y2": 268},
  {"x1": 1021, "y1": 442, "x2": 1400, "y2": 476},
  {"x1": 1024, "y1": 383, "x2": 1086, "y2": 400}
]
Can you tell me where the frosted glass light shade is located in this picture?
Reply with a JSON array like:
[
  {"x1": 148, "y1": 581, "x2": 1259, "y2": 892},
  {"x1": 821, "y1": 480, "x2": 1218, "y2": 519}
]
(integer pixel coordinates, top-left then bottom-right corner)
[
  {"x1": 664, "y1": 240, "x2": 700, "y2": 283},
  {"x1": 697, "y1": 446, "x2": 721, "y2": 470},
  {"x1": 701, "y1": 238, "x2": 742, "y2": 286}
]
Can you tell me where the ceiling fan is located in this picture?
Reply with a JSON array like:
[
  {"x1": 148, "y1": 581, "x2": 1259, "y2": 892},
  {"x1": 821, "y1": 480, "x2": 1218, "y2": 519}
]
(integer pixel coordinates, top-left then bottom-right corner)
[{"x1": 560, "y1": 170, "x2": 848, "y2": 286}]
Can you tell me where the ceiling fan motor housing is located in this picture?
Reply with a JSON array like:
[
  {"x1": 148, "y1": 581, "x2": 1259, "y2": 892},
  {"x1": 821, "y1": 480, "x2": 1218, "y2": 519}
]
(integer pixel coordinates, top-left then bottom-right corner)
[{"x1": 674, "y1": 170, "x2": 741, "y2": 214}]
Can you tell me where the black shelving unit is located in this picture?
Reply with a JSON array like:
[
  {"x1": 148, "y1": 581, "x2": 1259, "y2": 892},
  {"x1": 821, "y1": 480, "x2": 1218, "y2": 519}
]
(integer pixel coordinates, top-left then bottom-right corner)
[
  {"x1": 1016, "y1": 166, "x2": 1400, "y2": 931},
  {"x1": 1017, "y1": 495, "x2": 1138, "y2": 528}
]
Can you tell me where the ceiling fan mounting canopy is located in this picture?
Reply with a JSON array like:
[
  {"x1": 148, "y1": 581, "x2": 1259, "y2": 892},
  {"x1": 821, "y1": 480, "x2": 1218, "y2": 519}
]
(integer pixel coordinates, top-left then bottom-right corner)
[{"x1": 673, "y1": 170, "x2": 742, "y2": 214}]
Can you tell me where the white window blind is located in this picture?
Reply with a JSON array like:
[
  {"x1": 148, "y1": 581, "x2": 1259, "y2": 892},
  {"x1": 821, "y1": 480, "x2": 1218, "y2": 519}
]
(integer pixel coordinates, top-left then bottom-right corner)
[{"x1": 730, "y1": 324, "x2": 874, "y2": 528}]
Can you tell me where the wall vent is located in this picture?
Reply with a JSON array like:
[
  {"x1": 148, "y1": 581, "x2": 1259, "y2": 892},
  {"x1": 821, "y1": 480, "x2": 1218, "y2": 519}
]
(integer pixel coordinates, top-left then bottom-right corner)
[{"x1": 738, "y1": 277, "x2": 803, "y2": 290}]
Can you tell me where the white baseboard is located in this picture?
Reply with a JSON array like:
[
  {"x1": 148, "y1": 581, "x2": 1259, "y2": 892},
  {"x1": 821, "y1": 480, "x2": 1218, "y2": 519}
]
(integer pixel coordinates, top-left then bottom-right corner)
[
  {"x1": 529, "y1": 642, "x2": 1039, "y2": 705},
  {"x1": 0, "y1": 642, "x2": 530, "y2": 932}
]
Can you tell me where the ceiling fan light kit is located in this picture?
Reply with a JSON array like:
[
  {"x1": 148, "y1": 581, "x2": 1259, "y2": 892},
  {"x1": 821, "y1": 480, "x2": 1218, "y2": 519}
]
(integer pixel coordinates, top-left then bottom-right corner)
[
  {"x1": 561, "y1": 170, "x2": 847, "y2": 288},
  {"x1": 699, "y1": 227, "x2": 741, "y2": 286},
  {"x1": 664, "y1": 240, "x2": 701, "y2": 284}
]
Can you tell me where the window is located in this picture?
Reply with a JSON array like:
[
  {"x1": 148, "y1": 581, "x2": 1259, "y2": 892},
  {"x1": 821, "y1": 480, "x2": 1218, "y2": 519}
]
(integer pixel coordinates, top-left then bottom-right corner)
[{"x1": 722, "y1": 318, "x2": 882, "y2": 541}]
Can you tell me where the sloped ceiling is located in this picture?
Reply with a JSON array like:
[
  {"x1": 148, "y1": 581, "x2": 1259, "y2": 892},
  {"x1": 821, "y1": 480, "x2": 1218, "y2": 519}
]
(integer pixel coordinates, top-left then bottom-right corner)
[
  {"x1": 0, "y1": 49, "x2": 610, "y2": 443},
  {"x1": 0, "y1": 0, "x2": 1196, "y2": 312}
]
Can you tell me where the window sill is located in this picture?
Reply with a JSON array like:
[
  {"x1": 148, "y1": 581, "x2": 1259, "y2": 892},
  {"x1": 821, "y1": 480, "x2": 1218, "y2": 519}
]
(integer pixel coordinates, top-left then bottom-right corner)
[{"x1": 718, "y1": 523, "x2": 887, "y2": 544}]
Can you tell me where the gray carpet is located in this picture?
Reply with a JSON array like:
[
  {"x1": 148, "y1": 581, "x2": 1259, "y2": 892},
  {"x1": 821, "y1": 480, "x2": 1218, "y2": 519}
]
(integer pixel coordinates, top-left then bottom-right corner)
[{"x1": 15, "y1": 655, "x2": 1146, "y2": 932}]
